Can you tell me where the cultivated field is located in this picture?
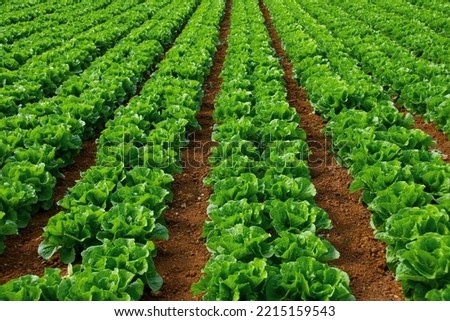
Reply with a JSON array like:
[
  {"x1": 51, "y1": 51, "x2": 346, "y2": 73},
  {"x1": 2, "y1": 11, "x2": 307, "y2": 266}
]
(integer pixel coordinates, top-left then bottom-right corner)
[{"x1": 0, "y1": 0, "x2": 449, "y2": 301}]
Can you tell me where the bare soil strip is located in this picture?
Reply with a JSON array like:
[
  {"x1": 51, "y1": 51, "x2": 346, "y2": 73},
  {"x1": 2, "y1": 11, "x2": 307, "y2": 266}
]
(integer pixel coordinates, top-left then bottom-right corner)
[
  {"x1": 398, "y1": 106, "x2": 450, "y2": 163},
  {"x1": 0, "y1": 13, "x2": 196, "y2": 285},
  {"x1": 411, "y1": 115, "x2": 450, "y2": 163},
  {"x1": 145, "y1": 0, "x2": 232, "y2": 301},
  {"x1": 259, "y1": 0, "x2": 404, "y2": 301}
]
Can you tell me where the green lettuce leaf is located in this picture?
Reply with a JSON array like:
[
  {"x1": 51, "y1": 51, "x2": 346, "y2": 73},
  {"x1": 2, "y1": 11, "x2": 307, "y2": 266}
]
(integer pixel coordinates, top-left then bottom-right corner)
[
  {"x1": 0, "y1": 274, "x2": 42, "y2": 301},
  {"x1": 192, "y1": 255, "x2": 268, "y2": 301},
  {"x1": 97, "y1": 203, "x2": 168, "y2": 242},
  {"x1": 266, "y1": 257, "x2": 354, "y2": 301},
  {"x1": 39, "y1": 205, "x2": 106, "y2": 263},
  {"x1": 395, "y1": 233, "x2": 450, "y2": 300},
  {"x1": 204, "y1": 200, "x2": 269, "y2": 237},
  {"x1": 272, "y1": 231, "x2": 339, "y2": 263},
  {"x1": 425, "y1": 285, "x2": 450, "y2": 301},
  {"x1": 368, "y1": 181, "x2": 433, "y2": 228},
  {"x1": 376, "y1": 205, "x2": 449, "y2": 269},
  {"x1": 57, "y1": 267, "x2": 144, "y2": 301},
  {"x1": 206, "y1": 225, "x2": 274, "y2": 261},
  {"x1": 210, "y1": 173, "x2": 260, "y2": 206},
  {"x1": 266, "y1": 199, "x2": 331, "y2": 234},
  {"x1": 81, "y1": 238, "x2": 162, "y2": 291},
  {"x1": 261, "y1": 174, "x2": 316, "y2": 202}
]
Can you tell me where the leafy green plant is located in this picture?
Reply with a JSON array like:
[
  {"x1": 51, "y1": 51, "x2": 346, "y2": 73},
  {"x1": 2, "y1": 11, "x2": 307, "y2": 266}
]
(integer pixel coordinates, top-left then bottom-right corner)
[
  {"x1": 349, "y1": 161, "x2": 411, "y2": 204},
  {"x1": 111, "y1": 184, "x2": 170, "y2": 221},
  {"x1": 39, "y1": 205, "x2": 106, "y2": 263},
  {"x1": 205, "y1": 155, "x2": 262, "y2": 186},
  {"x1": 206, "y1": 225, "x2": 273, "y2": 261},
  {"x1": 272, "y1": 231, "x2": 339, "y2": 263},
  {"x1": 261, "y1": 174, "x2": 316, "y2": 203},
  {"x1": 395, "y1": 233, "x2": 450, "y2": 300},
  {"x1": 203, "y1": 200, "x2": 269, "y2": 237},
  {"x1": 0, "y1": 267, "x2": 62, "y2": 301},
  {"x1": 1, "y1": 161, "x2": 56, "y2": 210},
  {"x1": 375, "y1": 205, "x2": 450, "y2": 269},
  {"x1": 266, "y1": 257, "x2": 355, "y2": 301},
  {"x1": 210, "y1": 140, "x2": 261, "y2": 165},
  {"x1": 58, "y1": 180, "x2": 117, "y2": 210},
  {"x1": 81, "y1": 238, "x2": 162, "y2": 291},
  {"x1": 97, "y1": 203, "x2": 168, "y2": 243},
  {"x1": 0, "y1": 181, "x2": 37, "y2": 229},
  {"x1": 0, "y1": 274, "x2": 43, "y2": 301},
  {"x1": 192, "y1": 255, "x2": 268, "y2": 301},
  {"x1": 266, "y1": 199, "x2": 332, "y2": 234},
  {"x1": 58, "y1": 267, "x2": 144, "y2": 301},
  {"x1": 0, "y1": 211, "x2": 17, "y2": 254},
  {"x1": 425, "y1": 285, "x2": 450, "y2": 301},
  {"x1": 209, "y1": 173, "x2": 260, "y2": 206},
  {"x1": 368, "y1": 182, "x2": 433, "y2": 228}
]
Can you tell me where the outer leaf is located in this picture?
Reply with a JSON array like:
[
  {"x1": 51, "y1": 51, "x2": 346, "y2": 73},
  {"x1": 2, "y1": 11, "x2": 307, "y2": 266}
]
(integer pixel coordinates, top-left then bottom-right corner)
[{"x1": 266, "y1": 257, "x2": 354, "y2": 301}]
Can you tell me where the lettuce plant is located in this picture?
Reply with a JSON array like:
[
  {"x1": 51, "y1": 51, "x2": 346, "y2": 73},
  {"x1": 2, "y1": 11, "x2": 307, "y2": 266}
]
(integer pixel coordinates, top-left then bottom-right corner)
[
  {"x1": 272, "y1": 231, "x2": 339, "y2": 263},
  {"x1": 81, "y1": 238, "x2": 162, "y2": 291},
  {"x1": 266, "y1": 199, "x2": 332, "y2": 234},
  {"x1": 39, "y1": 205, "x2": 107, "y2": 263},
  {"x1": 192, "y1": 255, "x2": 268, "y2": 301},
  {"x1": 209, "y1": 173, "x2": 260, "y2": 206},
  {"x1": 266, "y1": 257, "x2": 355, "y2": 301},
  {"x1": 203, "y1": 200, "x2": 269, "y2": 237},
  {"x1": 58, "y1": 267, "x2": 144, "y2": 301},
  {"x1": 368, "y1": 182, "x2": 433, "y2": 228},
  {"x1": 206, "y1": 225, "x2": 274, "y2": 261},
  {"x1": 376, "y1": 206, "x2": 450, "y2": 269},
  {"x1": 395, "y1": 233, "x2": 450, "y2": 300},
  {"x1": 97, "y1": 203, "x2": 168, "y2": 243}
]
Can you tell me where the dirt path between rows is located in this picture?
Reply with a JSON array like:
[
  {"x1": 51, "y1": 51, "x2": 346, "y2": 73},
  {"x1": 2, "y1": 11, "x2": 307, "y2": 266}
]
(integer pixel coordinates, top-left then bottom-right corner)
[
  {"x1": 146, "y1": 0, "x2": 231, "y2": 301},
  {"x1": 259, "y1": 0, "x2": 404, "y2": 301},
  {"x1": 397, "y1": 106, "x2": 450, "y2": 163}
]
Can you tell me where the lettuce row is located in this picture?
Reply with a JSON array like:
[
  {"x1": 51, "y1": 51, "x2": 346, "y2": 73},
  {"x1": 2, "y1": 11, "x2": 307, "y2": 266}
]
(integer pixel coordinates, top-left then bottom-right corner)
[
  {"x1": 0, "y1": 239, "x2": 156, "y2": 301},
  {"x1": 0, "y1": 0, "x2": 95, "y2": 44},
  {"x1": 0, "y1": 0, "x2": 140, "y2": 72},
  {"x1": 0, "y1": 0, "x2": 168, "y2": 112},
  {"x1": 371, "y1": 0, "x2": 449, "y2": 36},
  {"x1": 295, "y1": 0, "x2": 450, "y2": 138},
  {"x1": 0, "y1": 0, "x2": 225, "y2": 301},
  {"x1": 192, "y1": 0, "x2": 354, "y2": 301},
  {"x1": 0, "y1": 0, "x2": 84, "y2": 27},
  {"x1": 0, "y1": 0, "x2": 198, "y2": 254},
  {"x1": 38, "y1": 166, "x2": 173, "y2": 264},
  {"x1": 265, "y1": 0, "x2": 450, "y2": 300},
  {"x1": 263, "y1": 0, "x2": 390, "y2": 120},
  {"x1": 329, "y1": 0, "x2": 449, "y2": 66},
  {"x1": 325, "y1": 108, "x2": 450, "y2": 300},
  {"x1": 403, "y1": 0, "x2": 450, "y2": 21}
]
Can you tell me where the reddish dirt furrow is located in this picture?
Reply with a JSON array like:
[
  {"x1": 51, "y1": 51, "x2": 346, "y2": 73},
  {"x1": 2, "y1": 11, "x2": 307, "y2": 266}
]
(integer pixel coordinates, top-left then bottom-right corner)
[
  {"x1": 145, "y1": 0, "x2": 231, "y2": 301},
  {"x1": 259, "y1": 0, "x2": 404, "y2": 301},
  {"x1": 0, "y1": 137, "x2": 97, "y2": 284},
  {"x1": 398, "y1": 106, "x2": 450, "y2": 163},
  {"x1": 412, "y1": 115, "x2": 450, "y2": 162}
]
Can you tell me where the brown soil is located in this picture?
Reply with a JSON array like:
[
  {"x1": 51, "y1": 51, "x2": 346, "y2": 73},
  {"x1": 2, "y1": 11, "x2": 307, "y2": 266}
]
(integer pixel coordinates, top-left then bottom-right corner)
[
  {"x1": 259, "y1": 0, "x2": 404, "y2": 301},
  {"x1": 144, "y1": 0, "x2": 231, "y2": 301},
  {"x1": 0, "y1": 137, "x2": 97, "y2": 284},
  {"x1": 398, "y1": 106, "x2": 450, "y2": 163}
]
